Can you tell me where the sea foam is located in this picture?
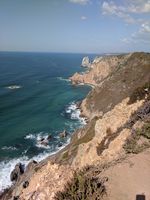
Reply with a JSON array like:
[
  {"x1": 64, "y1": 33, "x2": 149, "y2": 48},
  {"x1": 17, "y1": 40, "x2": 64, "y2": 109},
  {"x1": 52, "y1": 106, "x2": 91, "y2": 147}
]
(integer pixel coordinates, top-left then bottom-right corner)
[
  {"x1": 0, "y1": 101, "x2": 86, "y2": 192},
  {"x1": 1, "y1": 146, "x2": 17, "y2": 151},
  {"x1": 66, "y1": 102, "x2": 86, "y2": 125},
  {"x1": 57, "y1": 77, "x2": 71, "y2": 82},
  {"x1": 0, "y1": 137, "x2": 70, "y2": 192},
  {"x1": 5, "y1": 85, "x2": 22, "y2": 90}
]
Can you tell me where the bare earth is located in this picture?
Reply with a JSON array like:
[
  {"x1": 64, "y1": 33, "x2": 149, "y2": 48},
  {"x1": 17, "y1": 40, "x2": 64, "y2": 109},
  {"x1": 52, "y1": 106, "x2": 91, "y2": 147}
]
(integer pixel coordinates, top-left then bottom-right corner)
[{"x1": 103, "y1": 149, "x2": 150, "y2": 200}]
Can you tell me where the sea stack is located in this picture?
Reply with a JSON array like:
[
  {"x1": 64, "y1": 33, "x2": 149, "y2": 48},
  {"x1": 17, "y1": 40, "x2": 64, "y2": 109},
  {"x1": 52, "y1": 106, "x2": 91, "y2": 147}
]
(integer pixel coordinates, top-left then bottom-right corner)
[{"x1": 81, "y1": 56, "x2": 90, "y2": 67}]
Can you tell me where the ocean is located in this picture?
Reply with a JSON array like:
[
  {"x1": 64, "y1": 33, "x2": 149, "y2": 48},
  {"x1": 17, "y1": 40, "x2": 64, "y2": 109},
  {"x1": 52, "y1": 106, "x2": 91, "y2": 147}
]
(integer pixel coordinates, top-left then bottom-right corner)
[{"x1": 0, "y1": 52, "x2": 95, "y2": 191}]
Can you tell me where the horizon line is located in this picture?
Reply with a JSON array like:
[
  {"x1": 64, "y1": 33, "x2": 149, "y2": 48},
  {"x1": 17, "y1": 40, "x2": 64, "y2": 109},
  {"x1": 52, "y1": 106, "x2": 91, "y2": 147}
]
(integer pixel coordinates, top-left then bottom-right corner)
[{"x1": 0, "y1": 50, "x2": 139, "y2": 55}]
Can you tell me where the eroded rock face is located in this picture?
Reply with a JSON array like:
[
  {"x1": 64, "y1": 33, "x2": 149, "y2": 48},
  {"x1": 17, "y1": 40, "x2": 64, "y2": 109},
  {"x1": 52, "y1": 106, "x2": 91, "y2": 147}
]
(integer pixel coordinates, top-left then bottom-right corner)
[
  {"x1": 19, "y1": 163, "x2": 73, "y2": 200},
  {"x1": 71, "y1": 98, "x2": 144, "y2": 168}
]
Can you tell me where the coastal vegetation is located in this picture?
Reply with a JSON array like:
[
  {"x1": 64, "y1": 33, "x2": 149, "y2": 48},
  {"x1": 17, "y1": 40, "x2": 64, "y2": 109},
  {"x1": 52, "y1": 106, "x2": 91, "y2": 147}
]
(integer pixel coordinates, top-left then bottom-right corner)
[{"x1": 55, "y1": 165, "x2": 107, "y2": 200}]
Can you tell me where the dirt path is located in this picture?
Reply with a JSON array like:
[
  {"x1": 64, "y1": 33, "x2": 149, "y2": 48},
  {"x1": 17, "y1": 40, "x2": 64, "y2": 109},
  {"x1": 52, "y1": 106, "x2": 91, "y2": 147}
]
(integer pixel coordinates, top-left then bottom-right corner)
[{"x1": 103, "y1": 148, "x2": 150, "y2": 200}]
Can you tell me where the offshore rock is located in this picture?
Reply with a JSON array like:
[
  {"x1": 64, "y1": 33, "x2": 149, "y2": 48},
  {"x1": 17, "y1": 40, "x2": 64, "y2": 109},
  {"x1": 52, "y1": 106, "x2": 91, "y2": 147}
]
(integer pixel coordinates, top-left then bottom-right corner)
[
  {"x1": 10, "y1": 163, "x2": 24, "y2": 182},
  {"x1": 59, "y1": 130, "x2": 67, "y2": 138},
  {"x1": 81, "y1": 56, "x2": 90, "y2": 67}
]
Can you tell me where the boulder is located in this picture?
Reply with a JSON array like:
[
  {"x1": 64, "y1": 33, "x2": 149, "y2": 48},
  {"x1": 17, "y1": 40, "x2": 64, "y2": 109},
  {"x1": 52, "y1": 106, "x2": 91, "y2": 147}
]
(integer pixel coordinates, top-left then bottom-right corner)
[
  {"x1": 40, "y1": 138, "x2": 45, "y2": 142},
  {"x1": 40, "y1": 140, "x2": 49, "y2": 146},
  {"x1": 58, "y1": 143, "x2": 63, "y2": 147},
  {"x1": 59, "y1": 130, "x2": 67, "y2": 138},
  {"x1": 13, "y1": 196, "x2": 19, "y2": 200},
  {"x1": 47, "y1": 134, "x2": 52, "y2": 141},
  {"x1": 10, "y1": 163, "x2": 24, "y2": 182},
  {"x1": 22, "y1": 181, "x2": 29, "y2": 189},
  {"x1": 38, "y1": 137, "x2": 49, "y2": 147}
]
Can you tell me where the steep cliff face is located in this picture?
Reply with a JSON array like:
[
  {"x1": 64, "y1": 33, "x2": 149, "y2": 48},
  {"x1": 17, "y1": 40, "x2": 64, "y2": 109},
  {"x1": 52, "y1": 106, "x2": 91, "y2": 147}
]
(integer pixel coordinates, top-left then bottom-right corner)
[
  {"x1": 80, "y1": 52, "x2": 150, "y2": 119},
  {"x1": 57, "y1": 52, "x2": 150, "y2": 182},
  {"x1": 70, "y1": 53, "x2": 131, "y2": 86},
  {"x1": 2, "y1": 52, "x2": 150, "y2": 200}
]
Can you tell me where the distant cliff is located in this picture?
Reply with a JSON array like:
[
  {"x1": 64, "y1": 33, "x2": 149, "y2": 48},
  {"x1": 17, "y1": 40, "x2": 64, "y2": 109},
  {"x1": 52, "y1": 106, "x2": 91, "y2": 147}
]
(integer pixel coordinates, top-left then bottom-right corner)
[{"x1": 70, "y1": 54, "x2": 132, "y2": 86}]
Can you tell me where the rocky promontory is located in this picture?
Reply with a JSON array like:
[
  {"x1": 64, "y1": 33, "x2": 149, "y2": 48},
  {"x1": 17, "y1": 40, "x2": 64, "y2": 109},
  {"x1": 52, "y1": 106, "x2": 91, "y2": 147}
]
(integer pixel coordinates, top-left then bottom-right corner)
[
  {"x1": 81, "y1": 56, "x2": 91, "y2": 67},
  {"x1": 1, "y1": 52, "x2": 150, "y2": 200},
  {"x1": 70, "y1": 53, "x2": 132, "y2": 86}
]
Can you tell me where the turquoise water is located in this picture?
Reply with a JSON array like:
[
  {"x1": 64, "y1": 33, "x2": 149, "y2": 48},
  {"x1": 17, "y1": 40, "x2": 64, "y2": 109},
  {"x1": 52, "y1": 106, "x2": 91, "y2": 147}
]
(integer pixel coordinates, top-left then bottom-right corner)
[{"x1": 0, "y1": 52, "x2": 95, "y2": 190}]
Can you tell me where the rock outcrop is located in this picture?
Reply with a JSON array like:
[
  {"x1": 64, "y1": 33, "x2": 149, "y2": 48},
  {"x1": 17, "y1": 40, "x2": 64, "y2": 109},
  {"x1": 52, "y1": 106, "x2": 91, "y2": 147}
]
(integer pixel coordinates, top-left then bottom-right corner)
[
  {"x1": 81, "y1": 56, "x2": 90, "y2": 67},
  {"x1": 59, "y1": 130, "x2": 68, "y2": 138},
  {"x1": 70, "y1": 53, "x2": 132, "y2": 86},
  {"x1": 10, "y1": 163, "x2": 24, "y2": 182}
]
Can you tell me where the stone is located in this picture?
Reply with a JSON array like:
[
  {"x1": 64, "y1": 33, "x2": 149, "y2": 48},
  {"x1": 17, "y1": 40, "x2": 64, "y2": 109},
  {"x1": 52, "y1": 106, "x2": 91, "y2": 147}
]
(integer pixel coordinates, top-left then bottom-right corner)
[
  {"x1": 47, "y1": 134, "x2": 52, "y2": 141},
  {"x1": 59, "y1": 130, "x2": 67, "y2": 138},
  {"x1": 38, "y1": 137, "x2": 49, "y2": 147},
  {"x1": 40, "y1": 138, "x2": 45, "y2": 142},
  {"x1": 58, "y1": 143, "x2": 63, "y2": 147},
  {"x1": 40, "y1": 140, "x2": 49, "y2": 146},
  {"x1": 13, "y1": 196, "x2": 19, "y2": 200},
  {"x1": 10, "y1": 163, "x2": 24, "y2": 182},
  {"x1": 22, "y1": 181, "x2": 29, "y2": 188}
]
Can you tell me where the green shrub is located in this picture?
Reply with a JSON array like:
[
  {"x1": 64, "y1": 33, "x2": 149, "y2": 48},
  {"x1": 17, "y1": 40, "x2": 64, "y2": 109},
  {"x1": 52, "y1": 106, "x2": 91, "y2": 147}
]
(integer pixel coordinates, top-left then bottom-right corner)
[
  {"x1": 54, "y1": 167, "x2": 106, "y2": 200},
  {"x1": 124, "y1": 122, "x2": 150, "y2": 154},
  {"x1": 128, "y1": 82, "x2": 150, "y2": 104},
  {"x1": 124, "y1": 135, "x2": 140, "y2": 154},
  {"x1": 138, "y1": 123, "x2": 150, "y2": 139}
]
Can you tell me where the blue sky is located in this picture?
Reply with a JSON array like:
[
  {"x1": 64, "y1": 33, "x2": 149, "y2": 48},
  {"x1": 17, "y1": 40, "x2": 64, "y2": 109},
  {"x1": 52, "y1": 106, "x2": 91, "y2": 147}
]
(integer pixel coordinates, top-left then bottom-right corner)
[{"x1": 0, "y1": 0, "x2": 150, "y2": 53}]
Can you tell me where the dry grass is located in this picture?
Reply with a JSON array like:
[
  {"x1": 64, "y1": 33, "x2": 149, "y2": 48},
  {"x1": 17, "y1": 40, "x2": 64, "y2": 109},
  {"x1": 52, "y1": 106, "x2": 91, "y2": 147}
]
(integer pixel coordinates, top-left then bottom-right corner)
[
  {"x1": 54, "y1": 166, "x2": 107, "y2": 200},
  {"x1": 128, "y1": 82, "x2": 150, "y2": 105}
]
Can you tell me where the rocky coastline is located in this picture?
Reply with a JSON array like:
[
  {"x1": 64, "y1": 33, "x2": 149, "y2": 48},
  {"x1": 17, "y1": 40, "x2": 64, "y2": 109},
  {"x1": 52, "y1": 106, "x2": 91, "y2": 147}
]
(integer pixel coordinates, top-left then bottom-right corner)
[{"x1": 1, "y1": 52, "x2": 150, "y2": 200}]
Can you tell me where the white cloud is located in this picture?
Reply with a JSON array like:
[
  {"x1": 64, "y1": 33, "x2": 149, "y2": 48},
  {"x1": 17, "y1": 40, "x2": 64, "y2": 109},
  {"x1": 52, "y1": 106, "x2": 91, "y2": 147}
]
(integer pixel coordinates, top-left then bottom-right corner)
[
  {"x1": 69, "y1": 0, "x2": 90, "y2": 5},
  {"x1": 102, "y1": 1, "x2": 150, "y2": 46},
  {"x1": 122, "y1": 22, "x2": 150, "y2": 44},
  {"x1": 81, "y1": 16, "x2": 87, "y2": 20},
  {"x1": 102, "y1": 1, "x2": 125, "y2": 15},
  {"x1": 121, "y1": 38, "x2": 130, "y2": 43},
  {"x1": 132, "y1": 22, "x2": 150, "y2": 42},
  {"x1": 141, "y1": 22, "x2": 150, "y2": 32},
  {"x1": 102, "y1": 0, "x2": 150, "y2": 23},
  {"x1": 102, "y1": 1, "x2": 135, "y2": 24},
  {"x1": 127, "y1": 0, "x2": 150, "y2": 13},
  {"x1": 102, "y1": 0, "x2": 150, "y2": 14}
]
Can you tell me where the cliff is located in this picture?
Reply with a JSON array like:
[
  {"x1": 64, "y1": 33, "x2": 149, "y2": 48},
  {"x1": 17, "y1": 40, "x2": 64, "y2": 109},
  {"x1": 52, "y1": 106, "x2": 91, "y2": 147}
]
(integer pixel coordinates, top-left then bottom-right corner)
[
  {"x1": 80, "y1": 52, "x2": 150, "y2": 118},
  {"x1": 70, "y1": 53, "x2": 131, "y2": 86},
  {"x1": 1, "y1": 52, "x2": 150, "y2": 200}
]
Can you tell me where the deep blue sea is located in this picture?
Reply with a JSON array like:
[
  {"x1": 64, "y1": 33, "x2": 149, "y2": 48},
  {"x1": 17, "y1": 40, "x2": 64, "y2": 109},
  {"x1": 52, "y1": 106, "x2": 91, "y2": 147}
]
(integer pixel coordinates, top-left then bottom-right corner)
[{"x1": 0, "y1": 52, "x2": 96, "y2": 190}]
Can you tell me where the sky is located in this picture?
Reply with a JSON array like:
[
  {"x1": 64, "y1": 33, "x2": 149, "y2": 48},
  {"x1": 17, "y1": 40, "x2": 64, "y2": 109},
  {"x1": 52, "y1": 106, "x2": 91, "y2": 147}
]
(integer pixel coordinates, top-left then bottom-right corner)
[{"x1": 0, "y1": 0, "x2": 150, "y2": 53}]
